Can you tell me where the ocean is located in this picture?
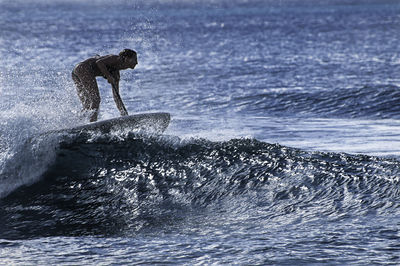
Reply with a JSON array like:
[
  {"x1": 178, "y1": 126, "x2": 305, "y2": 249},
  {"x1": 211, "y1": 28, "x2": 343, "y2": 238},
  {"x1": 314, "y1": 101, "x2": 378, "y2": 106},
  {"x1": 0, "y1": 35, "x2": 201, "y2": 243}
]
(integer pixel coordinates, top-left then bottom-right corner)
[{"x1": 1, "y1": 0, "x2": 400, "y2": 264}]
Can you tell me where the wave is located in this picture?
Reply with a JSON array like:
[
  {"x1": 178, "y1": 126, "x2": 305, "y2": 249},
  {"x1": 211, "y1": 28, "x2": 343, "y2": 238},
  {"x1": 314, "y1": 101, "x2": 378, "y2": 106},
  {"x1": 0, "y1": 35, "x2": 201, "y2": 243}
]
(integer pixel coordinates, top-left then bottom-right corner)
[
  {"x1": 1, "y1": 132, "x2": 400, "y2": 239},
  {"x1": 232, "y1": 84, "x2": 400, "y2": 119}
]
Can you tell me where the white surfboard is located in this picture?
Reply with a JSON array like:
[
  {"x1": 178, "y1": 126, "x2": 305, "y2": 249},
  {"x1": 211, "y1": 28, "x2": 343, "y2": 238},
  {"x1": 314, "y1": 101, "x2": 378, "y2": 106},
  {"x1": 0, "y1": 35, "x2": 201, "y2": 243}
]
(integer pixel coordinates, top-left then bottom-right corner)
[{"x1": 45, "y1": 112, "x2": 171, "y2": 135}]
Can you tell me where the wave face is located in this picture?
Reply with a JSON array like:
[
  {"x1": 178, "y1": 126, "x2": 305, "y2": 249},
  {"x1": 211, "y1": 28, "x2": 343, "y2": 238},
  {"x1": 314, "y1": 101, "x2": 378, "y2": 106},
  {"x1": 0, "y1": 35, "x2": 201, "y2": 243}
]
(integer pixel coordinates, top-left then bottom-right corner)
[
  {"x1": 1, "y1": 133, "x2": 399, "y2": 241},
  {"x1": 2, "y1": 0, "x2": 400, "y2": 264},
  {"x1": 231, "y1": 84, "x2": 400, "y2": 119}
]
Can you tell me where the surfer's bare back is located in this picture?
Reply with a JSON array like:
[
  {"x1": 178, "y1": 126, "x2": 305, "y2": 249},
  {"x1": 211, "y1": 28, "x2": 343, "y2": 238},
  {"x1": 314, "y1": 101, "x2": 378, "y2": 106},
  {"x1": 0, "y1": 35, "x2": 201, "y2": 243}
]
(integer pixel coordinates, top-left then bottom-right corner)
[{"x1": 72, "y1": 49, "x2": 138, "y2": 122}]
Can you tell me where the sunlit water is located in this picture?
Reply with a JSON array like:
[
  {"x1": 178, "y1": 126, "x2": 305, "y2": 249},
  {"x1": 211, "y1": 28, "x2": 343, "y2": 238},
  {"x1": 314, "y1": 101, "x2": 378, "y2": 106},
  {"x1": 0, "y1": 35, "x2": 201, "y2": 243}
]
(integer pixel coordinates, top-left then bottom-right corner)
[{"x1": 1, "y1": 0, "x2": 400, "y2": 264}]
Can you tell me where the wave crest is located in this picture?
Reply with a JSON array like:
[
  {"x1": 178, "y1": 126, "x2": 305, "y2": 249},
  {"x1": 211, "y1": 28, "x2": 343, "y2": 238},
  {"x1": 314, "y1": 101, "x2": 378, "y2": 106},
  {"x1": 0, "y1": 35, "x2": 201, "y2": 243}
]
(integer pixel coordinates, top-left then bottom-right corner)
[{"x1": 1, "y1": 133, "x2": 399, "y2": 239}]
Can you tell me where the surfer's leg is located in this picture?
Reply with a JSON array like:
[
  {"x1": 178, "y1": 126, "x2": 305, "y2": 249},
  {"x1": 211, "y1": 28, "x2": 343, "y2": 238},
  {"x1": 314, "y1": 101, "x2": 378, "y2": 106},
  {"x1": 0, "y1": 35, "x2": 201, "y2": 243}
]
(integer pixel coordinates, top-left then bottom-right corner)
[
  {"x1": 72, "y1": 72, "x2": 86, "y2": 106},
  {"x1": 72, "y1": 67, "x2": 101, "y2": 122},
  {"x1": 81, "y1": 77, "x2": 100, "y2": 122}
]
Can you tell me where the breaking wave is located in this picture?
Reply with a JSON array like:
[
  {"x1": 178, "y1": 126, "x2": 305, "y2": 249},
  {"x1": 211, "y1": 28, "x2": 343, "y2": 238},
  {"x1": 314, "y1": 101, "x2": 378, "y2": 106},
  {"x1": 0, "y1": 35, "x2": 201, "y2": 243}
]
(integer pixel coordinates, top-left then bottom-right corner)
[{"x1": 1, "y1": 132, "x2": 400, "y2": 239}]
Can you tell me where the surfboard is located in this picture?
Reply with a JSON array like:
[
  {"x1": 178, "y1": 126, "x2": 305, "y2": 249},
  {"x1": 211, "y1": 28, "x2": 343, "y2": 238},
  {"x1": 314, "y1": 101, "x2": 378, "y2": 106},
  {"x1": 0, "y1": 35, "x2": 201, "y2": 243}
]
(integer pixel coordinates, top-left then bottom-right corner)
[{"x1": 45, "y1": 112, "x2": 171, "y2": 136}]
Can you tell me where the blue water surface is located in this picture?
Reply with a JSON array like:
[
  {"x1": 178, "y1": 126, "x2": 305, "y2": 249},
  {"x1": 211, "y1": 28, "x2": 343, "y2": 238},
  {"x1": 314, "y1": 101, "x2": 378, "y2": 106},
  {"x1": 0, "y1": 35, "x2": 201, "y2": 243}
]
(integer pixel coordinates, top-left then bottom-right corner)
[{"x1": 1, "y1": 0, "x2": 400, "y2": 264}]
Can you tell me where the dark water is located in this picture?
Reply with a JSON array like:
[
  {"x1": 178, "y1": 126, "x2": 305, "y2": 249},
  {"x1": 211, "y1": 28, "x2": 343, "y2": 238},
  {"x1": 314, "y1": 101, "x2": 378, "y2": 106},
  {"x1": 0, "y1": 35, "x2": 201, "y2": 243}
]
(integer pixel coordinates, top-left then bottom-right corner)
[{"x1": 1, "y1": 0, "x2": 400, "y2": 264}]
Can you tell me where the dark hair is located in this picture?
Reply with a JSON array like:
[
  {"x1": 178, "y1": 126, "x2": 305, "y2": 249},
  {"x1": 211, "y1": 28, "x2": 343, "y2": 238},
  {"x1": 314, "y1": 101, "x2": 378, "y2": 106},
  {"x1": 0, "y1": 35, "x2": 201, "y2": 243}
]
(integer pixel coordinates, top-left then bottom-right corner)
[{"x1": 119, "y1": 49, "x2": 136, "y2": 58}]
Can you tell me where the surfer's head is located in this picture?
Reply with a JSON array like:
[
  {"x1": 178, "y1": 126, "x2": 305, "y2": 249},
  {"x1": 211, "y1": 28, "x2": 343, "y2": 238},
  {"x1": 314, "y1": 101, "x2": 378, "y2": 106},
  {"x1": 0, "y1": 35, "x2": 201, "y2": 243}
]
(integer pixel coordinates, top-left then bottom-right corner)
[{"x1": 119, "y1": 49, "x2": 138, "y2": 69}]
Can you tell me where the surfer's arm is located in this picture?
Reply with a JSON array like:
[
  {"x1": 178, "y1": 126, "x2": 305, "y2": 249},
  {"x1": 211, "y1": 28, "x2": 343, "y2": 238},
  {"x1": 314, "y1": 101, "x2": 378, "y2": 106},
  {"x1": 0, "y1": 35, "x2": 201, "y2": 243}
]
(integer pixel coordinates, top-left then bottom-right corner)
[{"x1": 111, "y1": 83, "x2": 128, "y2": 116}]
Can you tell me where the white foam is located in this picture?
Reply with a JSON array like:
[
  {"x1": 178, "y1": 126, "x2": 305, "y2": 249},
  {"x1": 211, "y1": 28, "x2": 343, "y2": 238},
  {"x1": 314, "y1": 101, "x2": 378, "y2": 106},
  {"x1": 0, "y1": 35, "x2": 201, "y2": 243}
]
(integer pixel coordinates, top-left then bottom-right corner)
[
  {"x1": 0, "y1": 133, "x2": 60, "y2": 198},
  {"x1": 0, "y1": 72, "x2": 84, "y2": 198}
]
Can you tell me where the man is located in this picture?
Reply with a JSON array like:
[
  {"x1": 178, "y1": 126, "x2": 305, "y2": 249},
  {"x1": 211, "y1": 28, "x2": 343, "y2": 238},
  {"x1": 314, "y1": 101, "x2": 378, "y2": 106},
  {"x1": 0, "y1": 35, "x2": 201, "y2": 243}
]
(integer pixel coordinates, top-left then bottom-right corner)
[{"x1": 72, "y1": 49, "x2": 138, "y2": 122}]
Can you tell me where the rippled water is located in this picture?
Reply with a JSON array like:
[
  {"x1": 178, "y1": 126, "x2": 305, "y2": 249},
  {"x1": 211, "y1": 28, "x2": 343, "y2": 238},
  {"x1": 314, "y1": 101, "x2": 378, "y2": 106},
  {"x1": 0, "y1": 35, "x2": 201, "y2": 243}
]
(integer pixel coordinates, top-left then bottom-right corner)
[{"x1": 1, "y1": 0, "x2": 400, "y2": 264}]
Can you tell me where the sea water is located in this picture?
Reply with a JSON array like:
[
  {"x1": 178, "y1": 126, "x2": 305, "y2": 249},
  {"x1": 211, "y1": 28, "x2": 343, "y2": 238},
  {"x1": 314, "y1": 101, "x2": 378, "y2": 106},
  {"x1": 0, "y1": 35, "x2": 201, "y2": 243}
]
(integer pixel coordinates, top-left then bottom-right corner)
[{"x1": 1, "y1": 0, "x2": 400, "y2": 264}]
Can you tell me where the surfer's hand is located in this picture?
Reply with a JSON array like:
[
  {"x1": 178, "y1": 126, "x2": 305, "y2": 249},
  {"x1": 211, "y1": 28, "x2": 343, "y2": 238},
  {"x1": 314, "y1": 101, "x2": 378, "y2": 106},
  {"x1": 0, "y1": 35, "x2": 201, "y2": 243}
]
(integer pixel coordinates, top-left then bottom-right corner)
[
  {"x1": 107, "y1": 76, "x2": 116, "y2": 85},
  {"x1": 120, "y1": 109, "x2": 128, "y2": 116}
]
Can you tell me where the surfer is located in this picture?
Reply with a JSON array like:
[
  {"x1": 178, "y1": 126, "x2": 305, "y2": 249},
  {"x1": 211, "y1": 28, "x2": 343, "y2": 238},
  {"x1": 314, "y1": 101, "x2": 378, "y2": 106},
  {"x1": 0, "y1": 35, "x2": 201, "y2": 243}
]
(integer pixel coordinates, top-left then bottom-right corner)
[{"x1": 71, "y1": 49, "x2": 138, "y2": 122}]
